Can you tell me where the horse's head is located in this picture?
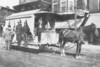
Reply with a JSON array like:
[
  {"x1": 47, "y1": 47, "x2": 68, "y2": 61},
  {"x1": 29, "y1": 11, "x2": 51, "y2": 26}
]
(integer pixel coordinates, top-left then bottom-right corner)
[{"x1": 90, "y1": 23, "x2": 99, "y2": 37}]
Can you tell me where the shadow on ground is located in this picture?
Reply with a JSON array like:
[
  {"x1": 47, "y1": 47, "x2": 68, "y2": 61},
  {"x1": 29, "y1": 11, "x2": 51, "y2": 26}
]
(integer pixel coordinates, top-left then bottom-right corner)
[{"x1": 11, "y1": 45, "x2": 83, "y2": 58}]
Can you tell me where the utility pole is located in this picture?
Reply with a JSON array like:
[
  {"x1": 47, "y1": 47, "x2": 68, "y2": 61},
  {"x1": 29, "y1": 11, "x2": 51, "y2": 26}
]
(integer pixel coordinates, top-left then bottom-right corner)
[
  {"x1": 51, "y1": 0, "x2": 54, "y2": 12},
  {"x1": 74, "y1": 0, "x2": 77, "y2": 29}
]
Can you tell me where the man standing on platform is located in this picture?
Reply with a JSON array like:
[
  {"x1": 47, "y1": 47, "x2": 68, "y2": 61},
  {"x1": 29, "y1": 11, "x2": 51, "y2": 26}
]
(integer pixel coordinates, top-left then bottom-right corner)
[
  {"x1": 16, "y1": 20, "x2": 23, "y2": 46},
  {"x1": 22, "y1": 20, "x2": 30, "y2": 46},
  {"x1": 0, "y1": 24, "x2": 3, "y2": 37},
  {"x1": 37, "y1": 18, "x2": 43, "y2": 45}
]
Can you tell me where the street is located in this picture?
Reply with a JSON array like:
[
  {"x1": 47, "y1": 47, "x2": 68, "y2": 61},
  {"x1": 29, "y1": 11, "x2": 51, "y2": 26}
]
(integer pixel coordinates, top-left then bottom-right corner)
[
  {"x1": 0, "y1": 39, "x2": 100, "y2": 67},
  {"x1": 0, "y1": 44, "x2": 100, "y2": 67}
]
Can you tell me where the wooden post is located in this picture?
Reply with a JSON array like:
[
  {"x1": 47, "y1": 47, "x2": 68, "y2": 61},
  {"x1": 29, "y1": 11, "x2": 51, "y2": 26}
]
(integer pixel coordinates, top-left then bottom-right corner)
[
  {"x1": 51, "y1": 0, "x2": 54, "y2": 12},
  {"x1": 74, "y1": 0, "x2": 77, "y2": 29}
]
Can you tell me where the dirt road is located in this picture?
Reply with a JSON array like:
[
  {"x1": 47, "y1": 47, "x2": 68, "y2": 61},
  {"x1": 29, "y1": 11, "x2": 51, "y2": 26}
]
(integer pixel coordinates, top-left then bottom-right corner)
[
  {"x1": 0, "y1": 37, "x2": 100, "y2": 67},
  {"x1": 0, "y1": 45, "x2": 99, "y2": 67}
]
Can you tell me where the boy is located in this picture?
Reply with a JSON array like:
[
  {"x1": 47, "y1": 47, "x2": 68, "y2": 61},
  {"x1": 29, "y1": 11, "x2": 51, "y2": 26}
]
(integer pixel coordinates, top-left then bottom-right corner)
[{"x1": 3, "y1": 27, "x2": 13, "y2": 50}]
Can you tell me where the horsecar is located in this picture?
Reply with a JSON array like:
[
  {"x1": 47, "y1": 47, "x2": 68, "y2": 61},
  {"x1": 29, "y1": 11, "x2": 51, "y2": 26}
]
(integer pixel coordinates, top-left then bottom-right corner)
[{"x1": 4, "y1": 9, "x2": 89, "y2": 49}]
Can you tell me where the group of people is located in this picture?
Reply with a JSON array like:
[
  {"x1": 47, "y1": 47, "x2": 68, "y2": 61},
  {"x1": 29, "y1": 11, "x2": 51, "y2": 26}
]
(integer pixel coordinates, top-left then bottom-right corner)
[{"x1": 2, "y1": 20, "x2": 30, "y2": 50}]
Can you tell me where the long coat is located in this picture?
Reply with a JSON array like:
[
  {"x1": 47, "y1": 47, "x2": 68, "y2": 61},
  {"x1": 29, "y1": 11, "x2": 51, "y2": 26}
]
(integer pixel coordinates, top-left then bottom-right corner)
[
  {"x1": 16, "y1": 24, "x2": 23, "y2": 35},
  {"x1": 3, "y1": 29, "x2": 12, "y2": 41},
  {"x1": 16, "y1": 24, "x2": 23, "y2": 41}
]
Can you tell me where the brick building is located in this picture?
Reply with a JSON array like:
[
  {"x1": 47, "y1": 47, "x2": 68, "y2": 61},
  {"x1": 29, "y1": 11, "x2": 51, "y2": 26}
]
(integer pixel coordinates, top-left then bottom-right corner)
[
  {"x1": 87, "y1": 0, "x2": 100, "y2": 13},
  {"x1": 14, "y1": 0, "x2": 90, "y2": 13},
  {"x1": 52, "y1": 0, "x2": 87, "y2": 13},
  {"x1": 14, "y1": 0, "x2": 52, "y2": 12},
  {"x1": 78, "y1": 0, "x2": 100, "y2": 13},
  {"x1": 19, "y1": 0, "x2": 51, "y2": 4},
  {"x1": 52, "y1": 0, "x2": 75, "y2": 13},
  {"x1": 14, "y1": 0, "x2": 76, "y2": 13}
]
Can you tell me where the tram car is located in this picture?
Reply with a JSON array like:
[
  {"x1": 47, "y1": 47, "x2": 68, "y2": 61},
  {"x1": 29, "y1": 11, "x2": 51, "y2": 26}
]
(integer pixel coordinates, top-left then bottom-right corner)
[{"x1": 4, "y1": 9, "x2": 89, "y2": 49}]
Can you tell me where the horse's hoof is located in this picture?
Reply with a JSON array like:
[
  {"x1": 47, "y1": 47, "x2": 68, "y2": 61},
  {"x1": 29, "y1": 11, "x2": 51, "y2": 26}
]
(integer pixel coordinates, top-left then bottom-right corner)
[
  {"x1": 78, "y1": 55, "x2": 82, "y2": 58},
  {"x1": 61, "y1": 54, "x2": 66, "y2": 56},
  {"x1": 75, "y1": 56, "x2": 79, "y2": 59},
  {"x1": 75, "y1": 55, "x2": 82, "y2": 59}
]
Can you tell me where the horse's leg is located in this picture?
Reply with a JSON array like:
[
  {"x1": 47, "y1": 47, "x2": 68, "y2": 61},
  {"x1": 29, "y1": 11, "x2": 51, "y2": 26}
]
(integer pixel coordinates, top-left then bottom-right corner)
[
  {"x1": 76, "y1": 41, "x2": 82, "y2": 59},
  {"x1": 58, "y1": 34, "x2": 64, "y2": 56},
  {"x1": 79, "y1": 42, "x2": 82, "y2": 53},
  {"x1": 60, "y1": 40, "x2": 64, "y2": 56},
  {"x1": 78, "y1": 42, "x2": 82, "y2": 58},
  {"x1": 76, "y1": 42, "x2": 80, "y2": 58},
  {"x1": 61, "y1": 39, "x2": 66, "y2": 56}
]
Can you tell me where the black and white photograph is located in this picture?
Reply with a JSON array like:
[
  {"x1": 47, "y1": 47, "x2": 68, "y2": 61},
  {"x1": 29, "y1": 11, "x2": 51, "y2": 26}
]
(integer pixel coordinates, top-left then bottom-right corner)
[{"x1": 0, "y1": 0, "x2": 100, "y2": 67}]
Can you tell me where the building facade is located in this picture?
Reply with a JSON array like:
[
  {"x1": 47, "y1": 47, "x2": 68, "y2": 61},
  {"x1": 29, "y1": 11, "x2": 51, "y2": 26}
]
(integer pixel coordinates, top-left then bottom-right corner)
[
  {"x1": 52, "y1": 0, "x2": 75, "y2": 13},
  {"x1": 14, "y1": 0, "x2": 76, "y2": 13},
  {"x1": 52, "y1": 0, "x2": 88, "y2": 13},
  {"x1": 87, "y1": 0, "x2": 100, "y2": 12},
  {"x1": 14, "y1": 0, "x2": 52, "y2": 12},
  {"x1": 78, "y1": 0, "x2": 100, "y2": 13},
  {"x1": 14, "y1": 0, "x2": 90, "y2": 13},
  {"x1": 19, "y1": 0, "x2": 51, "y2": 4}
]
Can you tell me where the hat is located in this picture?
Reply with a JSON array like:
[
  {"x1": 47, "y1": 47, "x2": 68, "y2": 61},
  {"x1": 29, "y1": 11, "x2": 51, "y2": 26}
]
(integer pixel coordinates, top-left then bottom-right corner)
[{"x1": 18, "y1": 20, "x2": 22, "y2": 23}]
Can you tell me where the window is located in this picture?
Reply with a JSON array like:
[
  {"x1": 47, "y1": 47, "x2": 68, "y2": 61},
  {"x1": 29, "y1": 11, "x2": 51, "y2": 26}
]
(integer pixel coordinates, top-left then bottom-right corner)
[
  {"x1": 54, "y1": 5, "x2": 58, "y2": 13},
  {"x1": 62, "y1": 6, "x2": 66, "y2": 12},
  {"x1": 68, "y1": 0, "x2": 74, "y2": 12},
  {"x1": 61, "y1": 1, "x2": 66, "y2": 12}
]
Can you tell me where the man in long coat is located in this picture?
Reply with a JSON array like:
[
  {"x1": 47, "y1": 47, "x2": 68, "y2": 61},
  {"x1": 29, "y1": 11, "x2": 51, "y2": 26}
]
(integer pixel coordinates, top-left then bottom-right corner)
[
  {"x1": 16, "y1": 21, "x2": 23, "y2": 46},
  {"x1": 0, "y1": 24, "x2": 3, "y2": 37},
  {"x1": 22, "y1": 20, "x2": 30, "y2": 46}
]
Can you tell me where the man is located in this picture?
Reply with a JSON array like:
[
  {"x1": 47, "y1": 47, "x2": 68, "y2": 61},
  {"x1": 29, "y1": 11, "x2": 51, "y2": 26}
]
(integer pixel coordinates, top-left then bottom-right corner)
[
  {"x1": 0, "y1": 24, "x2": 3, "y2": 37},
  {"x1": 22, "y1": 20, "x2": 30, "y2": 46},
  {"x1": 3, "y1": 27, "x2": 13, "y2": 50},
  {"x1": 37, "y1": 18, "x2": 43, "y2": 44},
  {"x1": 16, "y1": 21, "x2": 23, "y2": 46}
]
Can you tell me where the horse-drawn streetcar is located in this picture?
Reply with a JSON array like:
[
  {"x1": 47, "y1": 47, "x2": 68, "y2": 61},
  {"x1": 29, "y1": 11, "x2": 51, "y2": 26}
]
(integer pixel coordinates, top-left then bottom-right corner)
[{"x1": 4, "y1": 9, "x2": 97, "y2": 58}]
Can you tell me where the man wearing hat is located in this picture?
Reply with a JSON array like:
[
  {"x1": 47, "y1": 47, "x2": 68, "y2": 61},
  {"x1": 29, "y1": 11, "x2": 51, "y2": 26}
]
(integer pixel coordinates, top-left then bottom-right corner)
[
  {"x1": 3, "y1": 26, "x2": 13, "y2": 50},
  {"x1": 22, "y1": 20, "x2": 30, "y2": 46},
  {"x1": 16, "y1": 20, "x2": 23, "y2": 46}
]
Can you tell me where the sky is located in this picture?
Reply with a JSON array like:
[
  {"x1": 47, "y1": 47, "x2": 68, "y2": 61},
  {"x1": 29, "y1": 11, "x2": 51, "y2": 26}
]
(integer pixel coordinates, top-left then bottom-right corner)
[{"x1": 0, "y1": 0, "x2": 19, "y2": 9}]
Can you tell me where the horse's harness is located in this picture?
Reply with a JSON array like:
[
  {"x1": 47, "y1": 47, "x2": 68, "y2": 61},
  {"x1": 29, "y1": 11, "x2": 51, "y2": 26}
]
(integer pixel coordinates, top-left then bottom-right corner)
[
  {"x1": 60, "y1": 28, "x2": 84, "y2": 50},
  {"x1": 61, "y1": 28, "x2": 84, "y2": 42}
]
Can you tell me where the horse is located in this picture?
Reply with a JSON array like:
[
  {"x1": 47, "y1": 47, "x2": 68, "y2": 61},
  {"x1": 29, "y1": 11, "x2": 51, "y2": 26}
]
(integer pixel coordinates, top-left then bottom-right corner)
[
  {"x1": 59, "y1": 27, "x2": 85, "y2": 58},
  {"x1": 58, "y1": 23, "x2": 99, "y2": 58}
]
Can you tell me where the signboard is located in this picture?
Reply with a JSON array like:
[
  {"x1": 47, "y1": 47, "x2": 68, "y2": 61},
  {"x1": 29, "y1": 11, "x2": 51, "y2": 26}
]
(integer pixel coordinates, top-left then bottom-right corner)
[{"x1": 77, "y1": 10, "x2": 85, "y2": 16}]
